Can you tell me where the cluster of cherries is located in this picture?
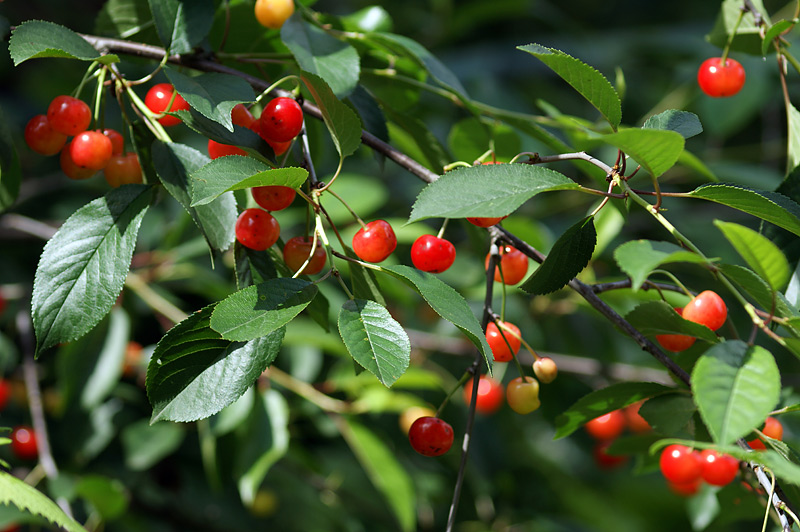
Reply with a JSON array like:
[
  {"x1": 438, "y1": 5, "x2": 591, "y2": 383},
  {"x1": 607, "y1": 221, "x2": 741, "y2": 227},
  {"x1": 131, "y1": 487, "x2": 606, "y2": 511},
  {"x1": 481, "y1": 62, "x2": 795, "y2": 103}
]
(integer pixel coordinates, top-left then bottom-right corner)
[
  {"x1": 584, "y1": 402, "x2": 652, "y2": 469},
  {"x1": 656, "y1": 290, "x2": 727, "y2": 352},
  {"x1": 24, "y1": 95, "x2": 142, "y2": 186}
]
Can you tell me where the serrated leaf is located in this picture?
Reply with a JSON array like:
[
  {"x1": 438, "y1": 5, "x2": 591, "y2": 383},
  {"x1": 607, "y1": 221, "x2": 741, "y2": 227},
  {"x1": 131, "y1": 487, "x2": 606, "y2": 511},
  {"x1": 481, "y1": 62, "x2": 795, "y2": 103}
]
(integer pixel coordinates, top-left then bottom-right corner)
[
  {"x1": 614, "y1": 240, "x2": 708, "y2": 290},
  {"x1": 643, "y1": 110, "x2": 703, "y2": 140},
  {"x1": 762, "y1": 20, "x2": 794, "y2": 56},
  {"x1": 721, "y1": 264, "x2": 797, "y2": 321},
  {"x1": 788, "y1": 103, "x2": 800, "y2": 175},
  {"x1": 346, "y1": 246, "x2": 386, "y2": 306},
  {"x1": 147, "y1": 305, "x2": 284, "y2": 423},
  {"x1": 338, "y1": 299, "x2": 410, "y2": 387},
  {"x1": 715, "y1": 221, "x2": 790, "y2": 291},
  {"x1": 625, "y1": 301, "x2": 720, "y2": 343},
  {"x1": 381, "y1": 265, "x2": 492, "y2": 371},
  {"x1": 518, "y1": 43, "x2": 621, "y2": 131},
  {"x1": 165, "y1": 68, "x2": 254, "y2": 131},
  {"x1": 300, "y1": 71, "x2": 362, "y2": 158},
  {"x1": 121, "y1": 418, "x2": 185, "y2": 470},
  {"x1": 0, "y1": 471, "x2": 86, "y2": 532},
  {"x1": 0, "y1": 105, "x2": 21, "y2": 211},
  {"x1": 409, "y1": 164, "x2": 578, "y2": 223},
  {"x1": 692, "y1": 340, "x2": 781, "y2": 444},
  {"x1": 172, "y1": 108, "x2": 274, "y2": 159},
  {"x1": 32, "y1": 185, "x2": 154, "y2": 355},
  {"x1": 554, "y1": 382, "x2": 674, "y2": 439},
  {"x1": 9, "y1": 20, "x2": 119, "y2": 65},
  {"x1": 210, "y1": 278, "x2": 318, "y2": 341},
  {"x1": 190, "y1": 156, "x2": 307, "y2": 206},
  {"x1": 602, "y1": 128, "x2": 685, "y2": 177},
  {"x1": 281, "y1": 15, "x2": 360, "y2": 97},
  {"x1": 519, "y1": 216, "x2": 596, "y2": 295},
  {"x1": 147, "y1": 0, "x2": 213, "y2": 54}
]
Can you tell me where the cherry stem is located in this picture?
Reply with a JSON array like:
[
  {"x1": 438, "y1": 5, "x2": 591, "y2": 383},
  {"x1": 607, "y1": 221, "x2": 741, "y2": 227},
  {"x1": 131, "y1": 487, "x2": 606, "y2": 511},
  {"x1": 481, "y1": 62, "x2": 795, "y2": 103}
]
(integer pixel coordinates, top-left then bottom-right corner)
[
  {"x1": 317, "y1": 156, "x2": 344, "y2": 193},
  {"x1": 93, "y1": 66, "x2": 108, "y2": 130},
  {"x1": 721, "y1": 7, "x2": 746, "y2": 65},
  {"x1": 436, "y1": 219, "x2": 450, "y2": 239},
  {"x1": 650, "y1": 269, "x2": 694, "y2": 299},
  {"x1": 435, "y1": 370, "x2": 473, "y2": 418},
  {"x1": 326, "y1": 187, "x2": 366, "y2": 228},
  {"x1": 73, "y1": 61, "x2": 101, "y2": 100},
  {"x1": 254, "y1": 74, "x2": 301, "y2": 106},
  {"x1": 129, "y1": 52, "x2": 169, "y2": 86},
  {"x1": 498, "y1": 320, "x2": 541, "y2": 362},
  {"x1": 443, "y1": 161, "x2": 472, "y2": 172}
]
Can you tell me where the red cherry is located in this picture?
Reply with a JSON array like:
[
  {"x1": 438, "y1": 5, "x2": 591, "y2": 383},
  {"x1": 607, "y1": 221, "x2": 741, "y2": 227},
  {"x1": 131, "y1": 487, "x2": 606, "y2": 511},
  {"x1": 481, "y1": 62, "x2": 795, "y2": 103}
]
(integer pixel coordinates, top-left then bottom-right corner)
[
  {"x1": 485, "y1": 321, "x2": 521, "y2": 362},
  {"x1": 283, "y1": 236, "x2": 327, "y2": 275},
  {"x1": 231, "y1": 103, "x2": 256, "y2": 129},
  {"x1": 659, "y1": 444, "x2": 702, "y2": 484},
  {"x1": 208, "y1": 139, "x2": 247, "y2": 159},
  {"x1": 258, "y1": 97, "x2": 303, "y2": 142},
  {"x1": 748, "y1": 416, "x2": 784, "y2": 450},
  {"x1": 700, "y1": 449, "x2": 739, "y2": 486},
  {"x1": 532, "y1": 357, "x2": 558, "y2": 383},
  {"x1": 505, "y1": 376, "x2": 540, "y2": 414},
  {"x1": 485, "y1": 245, "x2": 528, "y2": 284},
  {"x1": 47, "y1": 95, "x2": 91, "y2": 136},
  {"x1": 10, "y1": 426, "x2": 38, "y2": 460},
  {"x1": 60, "y1": 143, "x2": 96, "y2": 180},
  {"x1": 656, "y1": 307, "x2": 697, "y2": 352},
  {"x1": 0, "y1": 379, "x2": 10, "y2": 411},
  {"x1": 410, "y1": 234, "x2": 456, "y2": 273},
  {"x1": 624, "y1": 400, "x2": 651, "y2": 433},
  {"x1": 467, "y1": 216, "x2": 507, "y2": 227},
  {"x1": 593, "y1": 441, "x2": 627, "y2": 469},
  {"x1": 352, "y1": 220, "x2": 397, "y2": 263},
  {"x1": 249, "y1": 120, "x2": 292, "y2": 156},
  {"x1": 24, "y1": 115, "x2": 67, "y2": 155},
  {"x1": 69, "y1": 130, "x2": 113, "y2": 170},
  {"x1": 668, "y1": 478, "x2": 702, "y2": 497},
  {"x1": 252, "y1": 185, "x2": 296, "y2": 211},
  {"x1": 104, "y1": 152, "x2": 143, "y2": 187},
  {"x1": 682, "y1": 290, "x2": 727, "y2": 331},
  {"x1": 235, "y1": 208, "x2": 280, "y2": 250},
  {"x1": 463, "y1": 375, "x2": 503, "y2": 414},
  {"x1": 585, "y1": 410, "x2": 626, "y2": 441},
  {"x1": 697, "y1": 57, "x2": 746, "y2": 98},
  {"x1": 408, "y1": 416, "x2": 454, "y2": 457},
  {"x1": 144, "y1": 83, "x2": 190, "y2": 127},
  {"x1": 102, "y1": 128, "x2": 124, "y2": 156}
]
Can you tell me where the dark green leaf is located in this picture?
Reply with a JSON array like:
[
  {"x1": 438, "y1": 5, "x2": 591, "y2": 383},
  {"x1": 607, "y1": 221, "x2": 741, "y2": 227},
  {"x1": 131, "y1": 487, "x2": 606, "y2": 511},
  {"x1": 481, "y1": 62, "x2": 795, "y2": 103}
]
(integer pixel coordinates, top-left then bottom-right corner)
[
  {"x1": 715, "y1": 221, "x2": 790, "y2": 291},
  {"x1": 94, "y1": 0, "x2": 155, "y2": 40},
  {"x1": 190, "y1": 156, "x2": 307, "y2": 206},
  {"x1": 172, "y1": 108, "x2": 274, "y2": 159},
  {"x1": 447, "y1": 117, "x2": 521, "y2": 163},
  {"x1": 74, "y1": 475, "x2": 128, "y2": 520},
  {"x1": 383, "y1": 106, "x2": 450, "y2": 173},
  {"x1": 347, "y1": 85, "x2": 389, "y2": 143},
  {"x1": 625, "y1": 301, "x2": 720, "y2": 343},
  {"x1": 9, "y1": 20, "x2": 119, "y2": 65},
  {"x1": 720, "y1": 264, "x2": 797, "y2": 321},
  {"x1": 602, "y1": 128, "x2": 685, "y2": 177},
  {"x1": 642, "y1": 110, "x2": 703, "y2": 139},
  {"x1": 0, "y1": 471, "x2": 85, "y2": 532},
  {"x1": 614, "y1": 240, "x2": 708, "y2": 290},
  {"x1": 638, "y1": 393, "x2": 697, "y2": 436},
  {"x1": 346, "y1": 247, "x2": 386, "y2": 306},
  {"x1": 147, "y1": 0, "x2": 213, "y2": 54},
  {"x1": 304, "y1": 288, "x2": 331, "y2": 332},
  {"x1": 0, "y1": 105, "x2": 21, "y2": 211},
  {"x1": 300, "y1": 71, "x2": 362, "y2": 158},
  {"x1": 121, "y1": 418, "x2": 184, "y2": 470},
  {"x1": 165, "y1": 68, "x2": 255, "y2": 131}
]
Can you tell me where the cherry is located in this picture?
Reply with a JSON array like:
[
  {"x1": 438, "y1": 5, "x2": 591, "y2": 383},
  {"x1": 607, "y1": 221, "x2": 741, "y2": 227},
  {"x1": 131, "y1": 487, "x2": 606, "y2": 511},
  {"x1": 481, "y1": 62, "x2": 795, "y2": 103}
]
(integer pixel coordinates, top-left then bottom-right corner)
[
  {"x1": 254, "y1": 0, "x2": 296, "y2": 29},
  {"x1": 47, "y1": 95, "x2": 91, "y2": 136},
  {"x1": 399, "y1": 406, "x2": 435, "y2": 435},
  {"x1": 585, "y1": 410, "x2": 626, "y2": 441},
  {"x1": 102, "y1": 128, "x2": 124, "y2": 156},
  {"x1": 258, "y1": 97, "x2": 303, "y2": 142},
  {"x1": 656, "y1": 307, "x2": 696, "y2": 352},
  {"x1": 144, "y1": 83, "x2": 190, "y2": 127},
  {"x1": 0, "y1": 293, "x2": 5, "y2": 316},
  {"x1": 235, "y1": 208, "x2": 281, "y2": 251},
  {"x1": 24, "y1": 115, "x2": 67, "y2": 155},
  {"x1": 208, "y1": 139, "x2": 247, "y2": 159},
  {"x1": 697, "y1": 57, "x2": 746, "y2": 98},
  {"x1": 700, "y1": 449, "x2": 739, "y2": 486},
  {"x1": 593, "y1": 441, "x2": 627, "y2": 469},
  {"x1": 60, "y1": 143, "x2": 96, "y2": 180},
  {"x1": 252, "y1": 185, "x2": 296, "y2": 211},
  {"x1": 0, "y1": 378, "x2": 10, "y2": 411},
  {"x1": 668, "y1": 478, "x2": 702, "y2": 497},
  {"x1": 485, "y1": 245, "x2": 528, "y2": 284},
  {"x1": 69, "y1": 130, "x2": 113, "y2": 170},
  {"x1": 250, "y1": 120, "x2": 292, "y2": 155},
  {"x1": 408, "y1": 416, "x2": 454, "y2": 457},
  {"x1": 659, "y1": 444, "x2": 702, "y2": 484},
  {"x1": 467, "y1": 216, "x2": 507, "y2": 227},
  {"x1": 463, "y1": 375, "x2": 503, "y2": 414},
  {"x1": 682, "y1": 290, "x2": 727, "y2": 331},
  {"x1": 748, "y1": 416, "x2": 784, "y2": 450},
  {"x1": 231, "y1": 103, "x2": 256, "y2": 129},
  {"x1": 104, "y1": 152, "x2": 143, "y2": 187},
  {"x1": 10, "y1": 426, "x2": 38, "y2": 460},
  {"x1": 532, "y1": 357, "x2": 558, "y2": 383},
  {"x1": 283, "y1": 236, "x2": 327, "y2": 275},
  {"x1": 410, "y1": 234, "x2": 456, "y2": 273},
  {"x1": 485, "y1": 321, "x2": 521, "y2": 362},
  {"x1": 352, "y1": 220, "x2": 397, "y2": 263},
  {"x1": 506, "y1": 376, "x2": 540, "y2": 414},
  {"x1": 123, "y1": 341, "x2": 143, "y2": 378},
  {"x1": 624, "y1": 400, "x2": 651, "y2": 433}
]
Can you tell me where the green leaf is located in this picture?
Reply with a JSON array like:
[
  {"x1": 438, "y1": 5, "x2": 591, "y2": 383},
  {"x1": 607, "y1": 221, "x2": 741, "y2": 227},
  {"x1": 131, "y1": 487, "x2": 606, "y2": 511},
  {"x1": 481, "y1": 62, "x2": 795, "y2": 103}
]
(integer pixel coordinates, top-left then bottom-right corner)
[
  {"x1": 787, "y1": 103, "x2": 800, "y2": 175},
  {"x1": 638, "y1": 393, "x2": 697, "y2": 436},
  {"x1": 347, "y1": 85, "x2": 389, "y2": 143},
  {"x1": 715, "y1": 221, "x2": 790, "y2": 292},
  {"x1": 341, "y1": 6, "x2": 393, "y2": 33},
  {"x1": 147, "y1": 0, "x2": 213, "y2": 54},
  {"x1": 32, "y1": 185, "x2": 154, "y2": 355},
  {"x1": 518, "y1": 43, "x2": 621, "y2": 131},
  {"x1": 707, "y1": 0, "x2": 771, "y2": 55},
  {"x1": 121, "y1": 418, "x2": 185, "y2": 470},
  {"x1": 147, "y1": 305, "x2": 284, "y2": 423},
  {"x1": 0, "y1": 105, "x2": 22, "y2": 212},
  {"x1": 519, "y1": 216, "x2": 596, "y2": 295},
  {"x1": 94, "y1": 0, "x2": 155, "y2": 40},
  {"x1": 625, "y1": 301, "x2": 720, "y2": 343},
  {"x1": 74, "y1": 475, "x2": 128, "y2": 520},
  {"x1": 165, "y1": 68, "x2": 254, "y2": 131},
  {"x1": 338, "y1": 300, "x2": 410, "y2": 387},
  {"x1": 692, "y1": 340, "x2": 781, "y2": 445},
  {"x1": 688, "y1": 184, "x2": 800, "y2": 237},
  {"x1": 447, "y1": 117, "x2": 521, "y2": 163},
  {"x1": 720, "y1": 264, "x2": 797, "y2": 320},
  {"x1": 210, "y1": 278, "x2": 318, "y2": 341},
  {"x1": 172, "y1": 108, "x2": 274, "y2": 158},
  {"x1": 408, "y1": 164, "x2": 578, "y2": 223},
  {"x1": 383, "y1": 106, "x2": 450, "y2": 173},
  {"x1": 281, "y1": 15, "x2": 360, "y2": 97},
  {"x1": 0, "y1": 470, "x2": 86, "y2": 532},
  {"x1": 346, "y1": 247, "x2": 386, "y2": 306},
  {"x1": 190, "y1": 156, "x2": 307, "y2": 206},
  {"x1": 381, "y1": 265, "x2": 492, "y2": 371},
  {"x1": 614, "y1": 240, "x2": 708, "y2": 291},
  {"x1": 602, "y1": 128, "x2": 685, "y2": 178},
  {"x1": 300, "y1": 71, "x2": 362, "y2": 158},
  {"x1": 9, "y1": 20, "x2": 119, "y2": 65},
  {"x1": 151, "y1": 142, "x2": 236, "y2": 252},
  {"x1": 642, "y1": 110, "x2": 703, "y2": 140},
  {"x1": 762, "y1": 20, "x2": 795, "y2": 56},
  {"x1": 554, "y1": 382, "x2": 674, "y2": 439}
]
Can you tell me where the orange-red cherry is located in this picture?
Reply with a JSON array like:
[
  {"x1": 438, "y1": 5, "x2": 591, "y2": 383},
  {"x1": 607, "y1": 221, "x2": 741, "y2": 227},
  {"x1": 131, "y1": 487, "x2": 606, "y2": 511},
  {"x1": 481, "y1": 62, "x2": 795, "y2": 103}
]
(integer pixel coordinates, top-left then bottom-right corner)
[
  {"x1": 485, "y1": 321, "x2": 521, "y2": 362},
  {"x1": 252, "y1": 185, "x2": 296, "y2": 211},
  {"x1": 208, "y1": 139, "x2": 247, "y2": 159},
  {"x1": 104, "y1": 152, "x2": 143, "y2": 187},
  {"x1": 235, "y1": 208, "x2": 280, "y2": 250},
  {"x1": 585, "y1": 410, "x2": 626, "y2": 441},
  {"x1": 10, "y1": 426, "x2": 38, "y2": 460},
  {"x1": 659, "y1": 444, "x2": 702, "y2": 484},
  {"x1": 24, "y1": 115, "x2": 67, "y2": 155},
  {"x1": 352, "y1": 220, "x2": 397, "y2": 263},
  {"x1": 656, "y1": 307, "x2": 697, "y2": 352},
  {"x1": 69, "y1": 130, "x2": 113, "y2": 170},
  {"x1": 682, "y1": 290, "x2": 727, "y2": 331},
  {"x1": 145, "y1": 83, "x2": 190, "y2": 126},
  {"x1": 410, "y1": 234, "x2": 456, "y2": 273},
  {"x1": 47, "y1": 95, "x2": 91, "y2": 136},
  {"x1": 463, "y1": 375, "x2": 503, "y2": 414},
  {"x1": 283, "y1": 236, "x2": 327, "y2": 275},
  {"x1": 486, "y1": 245, "x2": 528, "y2": 284}
]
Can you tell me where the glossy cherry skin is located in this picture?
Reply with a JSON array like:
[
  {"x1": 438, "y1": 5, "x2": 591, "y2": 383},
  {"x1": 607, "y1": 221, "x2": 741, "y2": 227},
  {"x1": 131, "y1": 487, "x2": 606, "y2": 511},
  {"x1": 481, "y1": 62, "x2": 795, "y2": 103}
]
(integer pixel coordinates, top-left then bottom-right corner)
[
  {"x1": 258, "y1": 97, "x2": 303, "y2": 142},
  {"x1": 467, "y1": 216, "x2": 507, "y2": 227},
  {"x1": 700, "y1": 450, "x2": 739, "y2": 486},
  {"x1": 624, "y1": 400, "x2": 651, "y2": 433},
  {"x1": 533, "y1": 357, "x2": 558, "y2": 383},
  {"x1": 208, "y1": 139, "x2": 247, "y2": 159},
  {"x1": 485, "y1": 245, "x2": 528, "y2": 284},
  {"x1": 235, "y1": 208, "x2": 281, "y2": 251},
  {"x1": 485, "y1": 321, "x2": 521, "y2": 362},
  {"x1": 463, "y1": 375, "x2": 503, "y2": 414},
  {"x1": 145, "y1": 83, "x2": 190, "y2": 126},
  {"x1": 682, "y1": 290, "x2": 727, "y2": 331},
  {"x1": 656, "y1": 307, "x2": 697, "y2": 352},
  {"x1": 252, "y1": 185, "x2": 296, "y2": 211},
  {"x1": 408, "y1": 416, "x2": 454, "y2": 457},
  {"x1": 250, "y1": 120, "x2": 292, "y2": 155},
  {"x1": 102, "y1": 128, "x2": 124, "y2": 155},
  {"x1": 659, "y1": 444, "x2": 702, "y2": 484},
  {"x1": 697, "y1": 57, "x2": 746, "y2": 98},
  {"x1": 231, "y1": 103, "x2": 256, "y2": 129},
  {"x1": 352, "y1": 220, "x2": 397, "y2": 263},
  {"x1": 10, "y1": 426, "x2": 38, "y2": 460},
  {"x1": 506, "y1": 376, "x2": 540, "y2": 414},
  {"x1": 748, "y1": 416, "x2": 784, "y2": 450},
  {"x1": 585, "y1": 410, "x2": 626, "y2": 441},
  {"x1": 410, "y1": 235, "x2": 456, "y2": 273},
  {"x1": 70, "y1": 130, "x2": 113, "y2": 170},
  {"x1": 60, "y1": 143, "x2": 96, "y2": 180},
  {"x1": 283, "y1": 236, "x2": 327, "y2": 275},
  {"x1": 47, "y1": 95, "x2": 91, "y2": 136},
  {"x1": 104, "y1": 152, "x2": 143, "y2": 187},
  {"x1": 593, "y1": 441, "x2": 627, "y2": 469},
  {"x1": 24, "y1": 115, "x2": 67, "y2": 155},
  {"x1": 254, "y1": 0, "x2": 295, "y2": 29}
]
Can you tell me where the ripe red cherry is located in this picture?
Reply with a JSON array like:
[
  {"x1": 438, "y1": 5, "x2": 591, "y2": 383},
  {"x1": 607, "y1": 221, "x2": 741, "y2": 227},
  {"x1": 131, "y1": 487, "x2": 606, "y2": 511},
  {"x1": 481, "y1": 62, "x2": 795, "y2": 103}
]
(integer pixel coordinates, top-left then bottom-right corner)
[
  {"x1": 69, "y1": 130, "x2": 113, "y2": 170},
  {"x1": 485, "y1": 245, "x2": 528, "y2": 284},
  {"x1": 682, "y1": 290, "x2": 727, "y2": 331},
  {"x1": 144, "y1": 83, "x2": 190, "y2": 126},
  {"x1": 102, "y1": 128, "x2": 124, "y2": 155},
  {"x1": 231, "y1": 103, "x2": 256, "y2": 129},
  {"x1": 408, "y1": 416, "x2": 454, "y2": 457},
  {"x1": 585, "y1": 410, "x2": 626, "y2": 441},
  {"x1": 624, "y1": 400, "x2": 651, "y2": 433},
  {"x1": 24, "y1": 115, "x2": 67, "y2": 155},
  {"x1": 47, "y1": 95, "x2": 91, "y2": 136},
  {"x1": 697, "y1": 57, "x2": 746, "y2": 98},
  {"x1": 593, "y1": 441, "x2": 627, "y2": 469},
  {"x1": 352, "y1": 220, "x2": 397, "y2": 263},
  {"x1": 659, "y1": 444, "x2": 702, "y2": 484},
  {"x1": 668, "y1": 478, "x2": 702, "y2": 497},
  {"x1": 283, "y1": 236, "x2": 327, "y2": 275},
  {"x1": 0, "y1": 378, "x2": 10, "y2": 411},
  {"x1": 656, "y1": 307, "x2": 697, "y2": 352},
  {"x1": 252, "y1": 185, "x2": 296, "y2": 211},
  {"x1": 235, "y1": 208, "x2": 280, "y2": 250},
  {"x1": 258, "y1": 97, "x2": 303, "y2": 142},
  {"x1": 467, "y1": 216, "x2": 507, "y2": 227},
  {"x1": 700, "y1": 449, "x2": 739, "y2": 486},
  {"x1": 748, "y1": 416, "x2": 784, "y2": 450},
  {"x1": 410, "y1": 234, "x2": 456, "y2": 273},
  {"x1": 463, "y1": 375, "x2": 503, "y2": 414},
  {"x1": 250, "y1": 120, "x2": 292, "y2": 156},
  {"x1": 10, "y1": 426, "x2": 38, "y2": 460},
  {"x1": 485, "y1": 321, "x2": 521, "y2": 362},
  {"x1": 208, "y1": 139, "x2": 247, "y2": 159},
  {"x1": 104, "y1": 152, "x2": 143, "y2": 187},
  {"x1": 532, "y1": 357, "x2": 558, "y2": 383},
  {"x1": 60, "y1": 143, "x2": 96, "y2": 180},
  {"x1": 506, "y1": 376, "x2": 540, "y2": 414}
]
